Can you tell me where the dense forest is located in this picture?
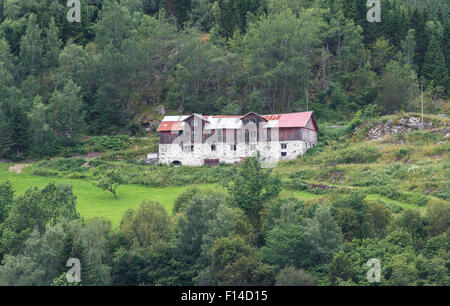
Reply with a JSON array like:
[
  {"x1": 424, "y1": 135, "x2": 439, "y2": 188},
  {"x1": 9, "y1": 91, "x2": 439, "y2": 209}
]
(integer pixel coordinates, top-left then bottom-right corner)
[
  {"x1": 0, "y1": 0, "x2": 449, "y2": 287},
  {"x1": 0, "y1": 0, "x2": 448, "y2": 159}
]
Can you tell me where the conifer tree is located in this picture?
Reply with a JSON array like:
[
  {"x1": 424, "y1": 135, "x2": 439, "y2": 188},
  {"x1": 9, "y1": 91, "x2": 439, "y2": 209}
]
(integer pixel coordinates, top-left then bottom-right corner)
[
  {"x1": 45, "y1": 17, "x2": 61, "y2": 68},
  {"x1": 19, "y1": 14, "x2": 43, "y2": 76}
]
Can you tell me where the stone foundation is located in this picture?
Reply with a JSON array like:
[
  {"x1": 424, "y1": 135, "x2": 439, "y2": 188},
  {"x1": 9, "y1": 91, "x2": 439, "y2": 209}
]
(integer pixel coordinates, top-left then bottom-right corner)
[{"x1": 159, "y1": 140, "x2": 314, "y2": 166}]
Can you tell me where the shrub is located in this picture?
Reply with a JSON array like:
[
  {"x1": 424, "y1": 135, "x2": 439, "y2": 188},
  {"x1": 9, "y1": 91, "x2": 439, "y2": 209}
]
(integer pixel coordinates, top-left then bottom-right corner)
[
  {"x1": 402, "y1": 193, "x2": 429, "y2": 207},
  {"x1": 85, "y1": 135, "x2": 131, "y2": 152},
  {"x1": 275, "y1": 266, "x2": 317, "y2": 286},
  {"x1": 436, "y1": 182, "x2": 450, "y2": 200},
  {"x1": 394, "y1": 148, "x2": 412, "y2": 160},
  {"x1": 342, "y1": 145, "x2": 380, "y2": 164},
  {"x1": 285, "y1": 178, "x2": 309, "y2": 191},
  {"x1": 367, "y1": 185, "x2": 402, "y2": 200},
  {"x1": 37, "y1": 157, "x2": 87, "y2": 172},
  {"x1": 326, "y1": 145, "x2": 381, "y2": 165},
  {"x1": 33, "y1": 168, "x2": 60, "y2": 177}
]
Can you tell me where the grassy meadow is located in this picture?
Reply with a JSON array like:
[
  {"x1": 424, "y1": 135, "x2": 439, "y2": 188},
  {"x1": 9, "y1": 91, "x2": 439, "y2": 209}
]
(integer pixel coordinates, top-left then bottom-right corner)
[{"x1": 0, "y1": 163, "x2": 213, "y2": 226}]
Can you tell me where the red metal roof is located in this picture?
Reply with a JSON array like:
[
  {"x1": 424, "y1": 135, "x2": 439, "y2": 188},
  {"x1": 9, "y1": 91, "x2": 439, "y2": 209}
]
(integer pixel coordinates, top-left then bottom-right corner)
[
  {"x1": 157, "y1": 121, "x2": 184, "y2": 132},
  {"x1": 157, "y1": 111, "x2": 316, "y2": 131},
  {"x1": 277, "y1": 111, "x2": 313, "y2": 128}
]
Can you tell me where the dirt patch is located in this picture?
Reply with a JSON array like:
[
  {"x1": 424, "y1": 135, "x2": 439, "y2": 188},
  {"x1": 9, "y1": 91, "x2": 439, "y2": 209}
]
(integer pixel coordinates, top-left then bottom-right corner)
[{"x1": 8, "y1": 164, "x2": 31, "y2": 174}]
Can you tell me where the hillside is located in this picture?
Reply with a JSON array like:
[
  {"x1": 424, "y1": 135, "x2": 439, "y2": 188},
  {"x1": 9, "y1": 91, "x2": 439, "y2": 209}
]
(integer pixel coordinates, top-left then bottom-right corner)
[
  {"x1": 2, "y1": 113, "x2": 448, "y2": 220},
  {"x1": 0, "y1": 0, "x2": 449, "y2": 289},
  {"x1": 1, "y1": 0, "x2": 449, "y2": 161}
]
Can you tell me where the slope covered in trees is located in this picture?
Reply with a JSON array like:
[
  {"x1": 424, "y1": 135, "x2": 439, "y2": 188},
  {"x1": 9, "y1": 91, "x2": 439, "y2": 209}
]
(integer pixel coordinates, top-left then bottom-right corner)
[{"x1": 0, "y1": 0, "x2": 448, "y2": 160}]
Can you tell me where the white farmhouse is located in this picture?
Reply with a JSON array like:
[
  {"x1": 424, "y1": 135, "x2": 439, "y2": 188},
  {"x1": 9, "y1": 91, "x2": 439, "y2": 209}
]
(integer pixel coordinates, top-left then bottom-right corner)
[{"x1": 157, "y1": 111, "x2": 318, "y2": 166}]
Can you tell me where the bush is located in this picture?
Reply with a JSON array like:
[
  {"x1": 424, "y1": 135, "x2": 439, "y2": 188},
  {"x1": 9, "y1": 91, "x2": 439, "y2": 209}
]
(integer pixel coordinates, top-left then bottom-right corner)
[
  {"x1": 275, "y1": 266, "x2": 317, "y2": 286},
  {"x1": 394, "y1": 148, "x2": 412, "y2": 160},
  {"x1": 367, "y1": 185, "x2": 402, "y2": 200},
  {"x1": 436, "y1": 182, "x2": 450, "y2": 200},
  {"x1": 32, "y1": 168, "x2": 60, "y2": 177},
  {"x1": 402, "y1": 193, "x2": 429, "y2": 207},
  {"x1": 284, "y1": 178, "x2": 309, "y2": 191},
  {"x1": 37, "y1": 158, "x2": 87, "y2": 172},
  {"x1": 327, "y1": 145, "x2": 381, "y2": 165},
  {"x1": 85, "y1": 135, "x2": 131, "y2": 152}
]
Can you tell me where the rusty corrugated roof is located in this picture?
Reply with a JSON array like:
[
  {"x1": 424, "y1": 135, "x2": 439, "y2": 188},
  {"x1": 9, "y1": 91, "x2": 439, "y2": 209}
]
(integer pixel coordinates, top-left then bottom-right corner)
[
  {"x1": 157, "y1": 121, "x2": 185, "y2": 132},
  {"x1": 157, "y1": 111, "x2": 316, "y2": 132}
]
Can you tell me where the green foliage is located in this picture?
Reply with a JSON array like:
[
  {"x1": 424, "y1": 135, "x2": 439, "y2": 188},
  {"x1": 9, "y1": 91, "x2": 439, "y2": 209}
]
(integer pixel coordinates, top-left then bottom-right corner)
[
  {"x1": 176, "y1": 190, "x2": 233, "y2": 263},
  {"x1": 332, "y1": 192, "x2": 370, "y2": 241},
  {"x1": 37, "y1": 158, "x2": 87, "y2": 172},
  {"x1": 0, "y1": 180, "x2": 14, "y2": 224},
  {"x1": 305, "y1": 205, "x2": 343, "y2": 264},
  {"x1": 85, "y1": 135, "x2": 131, "y2": 152},
  {"x1": 331, "y1": 145, "x2": 381, "y2": 165},
  {"x1": 94, "y1": 170, "x2": 125, "y2": 199},
  {"x1": 275, "y1": 266, "x2": 317, "y2": 286},
  {"x1": 328, "y1": 251, "x2": 355, "y2": 285},
  {"x1": 226, "y1": 156, "x2": 281, "y2": 235},
  {"x1": 0, "y1": 182, "x2": 79, "y2": 256},
  {"x1": 172, "y1": 186, "x2": 200, "y2": 214},
  {"x1": 48, "y1": 79, "x2": 85, "y2": 143},
  {"x1": 209, "y1": 236, "x2": 275, "y2": 286},
  {"x1": 120, "y1": 201, "x2": 172, "y2": 250},
  {"x1": 260, "y1": 223, "x2": 310, "y2": 270}
]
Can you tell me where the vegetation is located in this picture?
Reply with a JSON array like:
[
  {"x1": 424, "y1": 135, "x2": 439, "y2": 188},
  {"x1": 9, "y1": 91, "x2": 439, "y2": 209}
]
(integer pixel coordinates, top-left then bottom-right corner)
[
  {"x1": 0, "y1": 0, "x2": 448, "y2": 287},
  {"x1": 0, "y1": 0, "x2": 448, "y2": 161}
]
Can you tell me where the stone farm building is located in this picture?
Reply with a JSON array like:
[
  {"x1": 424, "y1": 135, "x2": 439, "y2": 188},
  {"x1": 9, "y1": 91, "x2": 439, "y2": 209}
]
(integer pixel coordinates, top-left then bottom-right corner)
[{"x1": 156, "y1": 111, "x2": 318, "y2": 166}]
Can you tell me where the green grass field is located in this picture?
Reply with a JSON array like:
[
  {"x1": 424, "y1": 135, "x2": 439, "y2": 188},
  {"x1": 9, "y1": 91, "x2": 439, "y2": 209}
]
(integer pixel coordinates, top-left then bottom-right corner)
[{"x1": 0, "y1": 163, "x2": 215, "y2": 226}]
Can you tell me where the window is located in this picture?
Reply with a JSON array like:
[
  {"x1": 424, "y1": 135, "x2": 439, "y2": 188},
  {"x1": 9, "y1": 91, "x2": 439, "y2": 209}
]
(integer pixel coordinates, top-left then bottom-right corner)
[
  {"x1": 211, "y1": 144, "x2": 216, "y2": 151},
  {"x1": 231, "y1": 144, "x2": 237, "y2": 151},
  {"x1": 183, "y1": 146, "x2": 194, "y2": 152},
  {"x1": 192, "y1": 132, "x2": 197, "y2": 139},
  {"x1": 251, "y1": 118, "x2": 257, "y2": 123},
  {"x1": 192, "y1": 120, "x2": 197, "y2": 128},
  {"x1": 250, "y1": 144, "x2": 256, "y2": 151},
  {"x1": 250, "y1": 131, "x2": 257, "y2": 138},
  {"x1": 217, "y1": 129, "x2": 223, "y2": 142},
  {"x1": 281, "y1": 152, "x2": 287, "y2": 157},
  {"x1": 281, "y1": 143, "x2": 287, "y2": 149}
]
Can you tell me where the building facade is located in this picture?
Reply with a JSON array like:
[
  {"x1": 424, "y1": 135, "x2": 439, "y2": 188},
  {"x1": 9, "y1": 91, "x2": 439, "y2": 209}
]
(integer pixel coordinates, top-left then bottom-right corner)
[{"x1": 157, "y1": 111, "x2": 318, "y2": 167}]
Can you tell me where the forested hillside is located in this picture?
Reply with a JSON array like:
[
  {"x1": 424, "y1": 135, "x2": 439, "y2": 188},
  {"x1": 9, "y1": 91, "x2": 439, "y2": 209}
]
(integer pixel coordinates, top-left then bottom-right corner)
[
  {"x1": 0, "y1": 0, "x2": 448, "y2": 160},
  {"x1": 0, "y1": 0, "x2": 449, "y2": 288}
]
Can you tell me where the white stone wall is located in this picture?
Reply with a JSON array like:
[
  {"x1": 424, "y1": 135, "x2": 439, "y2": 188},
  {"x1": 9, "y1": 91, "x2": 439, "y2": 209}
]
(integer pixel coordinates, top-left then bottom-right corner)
[{"x1": 159, "y1": 140, "x2": 314, "y2": 166}]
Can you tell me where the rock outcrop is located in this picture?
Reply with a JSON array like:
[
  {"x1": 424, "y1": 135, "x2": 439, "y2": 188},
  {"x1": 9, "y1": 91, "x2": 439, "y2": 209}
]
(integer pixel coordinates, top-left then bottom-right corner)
[{"x1": 365, "y1": 117, "x2": 448, "y2": 140}]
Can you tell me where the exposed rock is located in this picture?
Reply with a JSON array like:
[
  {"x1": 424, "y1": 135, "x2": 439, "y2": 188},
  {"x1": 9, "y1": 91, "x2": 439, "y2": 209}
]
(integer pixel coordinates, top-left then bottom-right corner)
[
  {"x1": 365, "y1": 117, "x2": 444, "y2": 140},
  {"x1": 156, "y1": 105, "x2": 166, "y2": 116}
]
